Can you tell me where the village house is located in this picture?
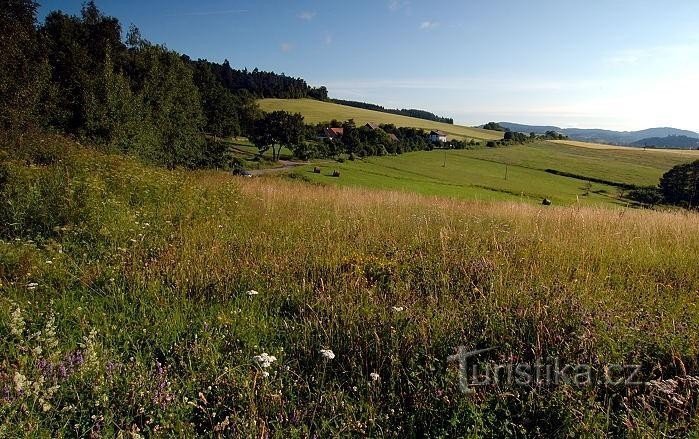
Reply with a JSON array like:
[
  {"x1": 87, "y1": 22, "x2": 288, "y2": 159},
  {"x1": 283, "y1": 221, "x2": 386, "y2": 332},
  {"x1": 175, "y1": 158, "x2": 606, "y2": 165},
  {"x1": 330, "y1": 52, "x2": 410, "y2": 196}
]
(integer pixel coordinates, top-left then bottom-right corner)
[
  {"x1": 323, "y1": 127, "x2": 344, "y2": 141},
  {"x1": 364, "y1": 122, "x2": 380, "y2": 130},
  {"x1": 429, "y1": 130, "x2": 448, "y2": 143}
]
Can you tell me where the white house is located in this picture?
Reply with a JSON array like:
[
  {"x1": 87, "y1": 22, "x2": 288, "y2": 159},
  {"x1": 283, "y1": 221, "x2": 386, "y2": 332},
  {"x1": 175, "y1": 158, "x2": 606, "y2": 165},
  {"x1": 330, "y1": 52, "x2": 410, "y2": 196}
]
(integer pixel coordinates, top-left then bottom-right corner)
[{"x1": 429, "y1": 130, "x2": 448, "y2": 143}]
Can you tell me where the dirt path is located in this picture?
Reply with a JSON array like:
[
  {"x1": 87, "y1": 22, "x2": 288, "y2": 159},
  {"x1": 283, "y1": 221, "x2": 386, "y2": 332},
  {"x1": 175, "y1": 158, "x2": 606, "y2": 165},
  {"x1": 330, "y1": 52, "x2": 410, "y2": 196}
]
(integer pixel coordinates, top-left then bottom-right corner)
[{"x1": 248, "y1": 160, "x2": 306, "y2": 176}]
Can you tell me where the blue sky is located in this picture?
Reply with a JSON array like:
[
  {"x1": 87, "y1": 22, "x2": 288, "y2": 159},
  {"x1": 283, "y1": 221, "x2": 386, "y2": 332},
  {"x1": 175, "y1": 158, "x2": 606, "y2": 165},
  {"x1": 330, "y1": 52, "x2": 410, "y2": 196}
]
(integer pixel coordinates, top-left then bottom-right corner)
[{"x1": 40, "y1": 0, "x2": 699, "y2": 131}]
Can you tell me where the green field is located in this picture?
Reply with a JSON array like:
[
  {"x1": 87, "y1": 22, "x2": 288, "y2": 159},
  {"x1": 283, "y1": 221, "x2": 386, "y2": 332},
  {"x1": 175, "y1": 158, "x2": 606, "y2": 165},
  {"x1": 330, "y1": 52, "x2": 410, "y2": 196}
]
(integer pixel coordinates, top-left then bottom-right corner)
[
  {"x1": 291, "y1": 141, "x2": 696, "y2": 206},
  {"x1": 258, "y1": 98, "x2": 503, "y2": 141}
]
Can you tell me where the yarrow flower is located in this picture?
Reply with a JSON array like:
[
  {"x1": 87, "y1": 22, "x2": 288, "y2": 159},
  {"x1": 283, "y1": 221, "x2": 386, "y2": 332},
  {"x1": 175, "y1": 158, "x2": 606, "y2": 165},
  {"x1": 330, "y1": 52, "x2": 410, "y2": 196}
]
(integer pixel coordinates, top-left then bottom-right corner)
[
  {"x1": 26, "y1": 282, "x2": 39, "y2": 291},
  {"x1": 253, "y1": 353, "x2": 277, "y2": 368},
  {"x1": 246, "y1": 290, "x2": 259, "y2": 296},
  {"x1": 392, "y1": 306, "x2": 405, "y2": 312},
  {"x1": 370, "y1": 372, "x2": 380, "y2": 382},
  {"x1": 319, "y1": 349, "x2": 335, "y2": 360}
]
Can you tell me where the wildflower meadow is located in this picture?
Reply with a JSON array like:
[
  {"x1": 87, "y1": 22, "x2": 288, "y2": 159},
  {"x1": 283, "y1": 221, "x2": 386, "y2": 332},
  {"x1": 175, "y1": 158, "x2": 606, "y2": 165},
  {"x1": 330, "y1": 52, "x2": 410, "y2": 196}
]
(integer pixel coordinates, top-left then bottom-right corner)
[{"x1": 1, "y1": 135, "x2": 699, "y2": 436}]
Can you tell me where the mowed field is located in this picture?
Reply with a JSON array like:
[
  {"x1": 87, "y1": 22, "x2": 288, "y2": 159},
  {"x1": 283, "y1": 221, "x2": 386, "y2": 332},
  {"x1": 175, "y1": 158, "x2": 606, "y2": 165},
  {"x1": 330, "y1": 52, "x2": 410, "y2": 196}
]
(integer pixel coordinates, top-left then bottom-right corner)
[
  {"x1": 552, "y1": 139, "x2": 699, "y2": 157},
  {"x1": 292, "y1": 141, "x2": 697, "y2": 206},
  {"x1": 258, "y1": 98, "x2": 503, "y2": 141}
]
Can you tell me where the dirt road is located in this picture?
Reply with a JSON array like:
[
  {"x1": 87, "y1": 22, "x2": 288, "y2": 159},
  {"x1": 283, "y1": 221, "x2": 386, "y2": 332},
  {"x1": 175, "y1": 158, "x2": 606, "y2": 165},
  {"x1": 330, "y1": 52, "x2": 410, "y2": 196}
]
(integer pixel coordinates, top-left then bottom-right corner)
[{"x1": 248, "y1": 160, "x2": 306, "y2": 176}]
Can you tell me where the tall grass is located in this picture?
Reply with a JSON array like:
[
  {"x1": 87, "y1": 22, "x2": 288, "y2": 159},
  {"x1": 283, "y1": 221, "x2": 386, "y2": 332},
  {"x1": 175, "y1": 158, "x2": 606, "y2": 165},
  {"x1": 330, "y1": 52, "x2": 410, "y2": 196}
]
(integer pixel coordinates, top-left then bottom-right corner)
[{"x1": 1, "y1": 134, "x2": 699, "y2": 436}]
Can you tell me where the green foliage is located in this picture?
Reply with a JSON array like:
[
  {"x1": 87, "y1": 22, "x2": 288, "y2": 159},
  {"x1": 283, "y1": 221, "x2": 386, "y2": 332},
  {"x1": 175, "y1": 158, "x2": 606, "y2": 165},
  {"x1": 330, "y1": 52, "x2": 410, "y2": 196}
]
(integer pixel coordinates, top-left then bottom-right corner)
[
  {"x1": 250, "y1": 111, "x2": 304, "y2": 161},
  {"x1": 503, "y1": 130, "x2": 528, "y2": 143},
  {"x1": 40, "y1": 5, "x2": 125, "y2": 132},
  {"x1": 627, "y1": 186, "x2": 663, "y2": 206},
  {"x1": 544, "y1": 130, "x2": 567, "y2": 140},
  {"x1": 0, "y1": 0, "x2": 48, "y2": 142},
  {"x1": 191, "y1": 61, "x2": 242, "y2": 138},
  {"x1": 134, "y1": 46, "x2": 205, "y2": 168},
  {"x1": 483, "y1": 122, "x2": 505, "y2": 131},
  {"x1": 659, "y1": 160, "x2": 699, "y2": 207}
]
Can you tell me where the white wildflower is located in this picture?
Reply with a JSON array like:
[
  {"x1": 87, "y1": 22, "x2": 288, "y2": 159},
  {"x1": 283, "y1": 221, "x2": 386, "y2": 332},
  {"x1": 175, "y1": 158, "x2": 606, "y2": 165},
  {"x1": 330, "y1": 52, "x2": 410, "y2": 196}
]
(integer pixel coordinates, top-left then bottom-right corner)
[
  {"x1": 10, "y1": 306, "x2": 25, "y2": 337},
  {"x1": 392, "y1": 306, "x2": 405, "y2": 312},
  {"x1": 319, "y1": 349, "x2": 335, "y2": 360},
  {"x1": 26, "y1": 282, "x2": 39, "y2": 291},
  {"x1": 370, "y1": 372, "x2": 380, "y2": 382},
  {"x1": 41, "y1": 313, "x2": 59, "y2": 354},
  {"x1": 262, "y1": 371, "x2": 270, "y2": 378},
  {"x1": 246, "y1": 290, "x2": 259, "y2": 296},
  {"x1": 253, "y1": 352, "x2": 277, "y2": 368},
  {"x1": 13, "y1": 372, "x2": 29, "y2": 393}
]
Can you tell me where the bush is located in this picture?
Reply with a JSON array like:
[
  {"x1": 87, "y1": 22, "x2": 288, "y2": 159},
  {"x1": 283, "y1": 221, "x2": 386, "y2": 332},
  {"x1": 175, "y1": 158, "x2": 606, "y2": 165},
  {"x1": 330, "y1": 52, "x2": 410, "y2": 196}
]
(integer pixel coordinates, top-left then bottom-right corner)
[
  {"x1": 627, "y1": 187, "x2": 663, "y2": 206},
  {"x1": 659, "y1": 160, "x2": 699, "y2": 207}
]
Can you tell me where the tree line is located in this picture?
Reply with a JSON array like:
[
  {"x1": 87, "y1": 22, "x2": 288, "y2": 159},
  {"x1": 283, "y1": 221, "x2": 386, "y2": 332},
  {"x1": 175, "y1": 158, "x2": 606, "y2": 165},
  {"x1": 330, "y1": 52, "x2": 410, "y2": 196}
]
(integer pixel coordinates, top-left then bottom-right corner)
[
  {"x1": 249, "y1": 114, "x2": 480, "y2": 162},
  {"x1": 627, "y1": 161, "x2": 699, "y2": 209},
  {"x1": 330, "y1": 99, "x2": 454, "y2": 124},
  {"x1": 0, "y1": 1, "x2": 326, "y2": 169}
]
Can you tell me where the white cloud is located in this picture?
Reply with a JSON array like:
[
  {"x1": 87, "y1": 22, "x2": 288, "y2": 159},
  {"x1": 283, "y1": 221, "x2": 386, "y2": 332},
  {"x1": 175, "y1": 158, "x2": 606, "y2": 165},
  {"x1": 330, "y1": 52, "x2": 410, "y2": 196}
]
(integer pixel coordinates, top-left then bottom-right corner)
[
  {"x1": 298, "y1": 11, "x2": 316, "y2": 21},
  {"x1": 419, "y1": 21, "x2": 439, "y2": 30},
  {"x1": 388, "y1": 0, "x2": 410, "y2": 12},
  {"x1": 166, "y1": 9, "x2": 247, "y2": 17},
  {"x1": 322, "y1": 77, "x2": 600, "y2": 93},
  {"x1": 605, "y1": 43, "x2": 699, "y2": 67},
  {"x1": 280, "y1": 42, "x2": 294, "y2": 53}
]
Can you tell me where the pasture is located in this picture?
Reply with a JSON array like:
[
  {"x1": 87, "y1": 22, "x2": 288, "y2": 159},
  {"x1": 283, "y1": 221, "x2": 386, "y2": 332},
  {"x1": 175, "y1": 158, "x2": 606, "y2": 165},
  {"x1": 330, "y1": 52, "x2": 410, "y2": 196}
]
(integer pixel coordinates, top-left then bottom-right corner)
[{"x1": 293, "y1": 141, "x2": 696, "y2": 205}]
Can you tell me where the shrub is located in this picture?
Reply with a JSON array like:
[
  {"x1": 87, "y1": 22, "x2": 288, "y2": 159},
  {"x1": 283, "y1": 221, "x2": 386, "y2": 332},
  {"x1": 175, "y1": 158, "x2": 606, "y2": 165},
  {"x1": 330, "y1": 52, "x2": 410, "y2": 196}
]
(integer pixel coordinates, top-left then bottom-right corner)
[
  {"x1": 627, "y1": 187, "x2": 663, "y2": 206},
  {"x1": 659, "y1": 160, "x2": 699, "y2": 207}
]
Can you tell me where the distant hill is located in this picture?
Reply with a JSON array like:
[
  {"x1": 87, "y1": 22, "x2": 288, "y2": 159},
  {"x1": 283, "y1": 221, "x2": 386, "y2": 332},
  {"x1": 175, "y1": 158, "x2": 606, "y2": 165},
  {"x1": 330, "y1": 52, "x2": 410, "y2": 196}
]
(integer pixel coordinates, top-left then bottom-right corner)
[
  {"x1": 498, "y1": 122, "x2": 699, "y2": 146},
  {"x1": 631, "y1": 135, "x2": 699, "y2": 149}
]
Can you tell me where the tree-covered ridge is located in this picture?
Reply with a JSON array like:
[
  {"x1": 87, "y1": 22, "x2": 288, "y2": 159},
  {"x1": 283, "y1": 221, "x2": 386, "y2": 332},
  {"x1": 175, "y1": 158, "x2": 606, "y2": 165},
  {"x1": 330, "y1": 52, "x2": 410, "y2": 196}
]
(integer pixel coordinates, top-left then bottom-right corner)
[
  {"x1": 187, "y1": 58, "x2": 328, "y2": 101},
  {"x1": 330, "y1": 99, "x2": 454, "y2": 124},
  {"x1": 631, "y1": 135, "x2": 699, "y2": 149}
]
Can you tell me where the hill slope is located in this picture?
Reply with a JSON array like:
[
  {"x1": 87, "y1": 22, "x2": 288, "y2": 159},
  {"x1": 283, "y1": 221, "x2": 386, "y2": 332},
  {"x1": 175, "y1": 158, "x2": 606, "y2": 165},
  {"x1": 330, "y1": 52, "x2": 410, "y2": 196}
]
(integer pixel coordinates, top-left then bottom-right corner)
[
  {"x1": 631, "y1": 135, "x2": 699, "y2": 149},
  {"x1": 259, "y1": 98, "x2": 503, "y2": 141}
]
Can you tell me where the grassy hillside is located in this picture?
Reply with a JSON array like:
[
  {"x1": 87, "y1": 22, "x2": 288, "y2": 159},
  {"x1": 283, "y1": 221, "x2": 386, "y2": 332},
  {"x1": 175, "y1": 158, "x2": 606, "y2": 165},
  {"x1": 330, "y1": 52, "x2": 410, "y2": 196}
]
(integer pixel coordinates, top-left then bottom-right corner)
[
  {"x1": 291, "y1": 141, "x2": 695, "y2": 205},
  {"x1": 552, "y1": 139, "x2": 699, "y2": 157},
  {"x1": 258, "y1": 98, "x2": 503, "y2": 141},
  {"x1": 2, "y1": 135, "x2": 699, "y2": 436}
]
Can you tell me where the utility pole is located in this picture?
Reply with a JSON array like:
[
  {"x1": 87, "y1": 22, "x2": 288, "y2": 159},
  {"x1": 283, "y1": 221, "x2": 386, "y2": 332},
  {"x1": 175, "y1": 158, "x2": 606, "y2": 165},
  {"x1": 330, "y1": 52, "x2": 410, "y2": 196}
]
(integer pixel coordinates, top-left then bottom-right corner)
[
  {"x1": 443, "y1": 149, "x2": 446, "y2": 167},
  {"x1": 504, "y1": 164, "x2": 508, "y2": 180}
]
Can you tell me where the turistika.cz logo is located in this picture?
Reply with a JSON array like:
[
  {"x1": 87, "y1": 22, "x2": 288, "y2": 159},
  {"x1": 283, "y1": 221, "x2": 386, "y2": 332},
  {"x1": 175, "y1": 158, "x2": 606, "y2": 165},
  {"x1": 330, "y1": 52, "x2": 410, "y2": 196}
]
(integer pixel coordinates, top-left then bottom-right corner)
[{"x1": 448, "y1": 346, "x2": 643, "y2": 394}]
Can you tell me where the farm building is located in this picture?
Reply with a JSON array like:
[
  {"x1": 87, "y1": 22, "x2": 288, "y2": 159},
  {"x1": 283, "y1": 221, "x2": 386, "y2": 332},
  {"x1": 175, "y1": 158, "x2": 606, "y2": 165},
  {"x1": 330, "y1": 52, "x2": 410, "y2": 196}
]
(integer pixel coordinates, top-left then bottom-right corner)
[
  {"x1": 364, "y1": 122, "x2": 380, "y2": 130},
  {"x1": 323, "y1": 127, "x2": 344, "y2": 141},
  {"x1": 429, "y1": 130, "x2": 448, "y2": 142}
]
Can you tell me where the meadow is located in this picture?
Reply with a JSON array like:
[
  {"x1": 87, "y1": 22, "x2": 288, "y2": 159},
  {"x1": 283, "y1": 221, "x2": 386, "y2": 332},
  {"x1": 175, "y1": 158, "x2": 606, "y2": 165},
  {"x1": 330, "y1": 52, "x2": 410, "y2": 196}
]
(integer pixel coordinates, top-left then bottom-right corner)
[
  {"x1": 258, "y1": 98, "x2": 504, "y2": 141},
  {"x1": 292, "y1": 141, "x2": 696, "y2": 206},
  {"x1": 2, "y1": 135, "x2": 699, "y2": 436}
]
